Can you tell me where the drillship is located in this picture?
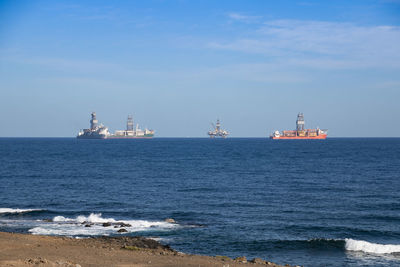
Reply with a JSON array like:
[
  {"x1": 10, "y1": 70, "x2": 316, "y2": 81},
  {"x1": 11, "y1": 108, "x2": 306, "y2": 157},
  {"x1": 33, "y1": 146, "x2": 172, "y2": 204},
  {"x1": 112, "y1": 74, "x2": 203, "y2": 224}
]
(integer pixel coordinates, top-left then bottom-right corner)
[
  {"x1": 77, "y1": 112, "x2": 109, "y2": 139},
  {"x1": 270, "y1": 113, "x2": 327, "y2": 140},
  {"x1": 77, "y1": 113, "x2": 154, "y2": 139},
  {"x1": 108, "y1": 115, "x2": 155, "y2": 139},
  {"x1": 208, "y1": 119, "x2": 229, "y2": 138}
]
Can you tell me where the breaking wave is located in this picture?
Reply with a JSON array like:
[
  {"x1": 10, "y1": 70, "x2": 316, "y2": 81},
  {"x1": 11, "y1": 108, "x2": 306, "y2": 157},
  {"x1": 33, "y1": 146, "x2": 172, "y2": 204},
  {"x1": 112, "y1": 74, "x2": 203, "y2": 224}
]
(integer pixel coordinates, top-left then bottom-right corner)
[
  {"x1": 52, "y1": 213, "x2": 174, "y2": 227},
  {"x1": 29, "y1": 213, "x2": 178, "y2": 236},
  {"x1": 0, "y1": 208, "x2": 42, "y2": 214},
  {"x1": 239, "y1": 238, "x2": 400, "y2": 256},
  {"x1": 345, "y1": 238, "x2": 400, "y2": 254}
]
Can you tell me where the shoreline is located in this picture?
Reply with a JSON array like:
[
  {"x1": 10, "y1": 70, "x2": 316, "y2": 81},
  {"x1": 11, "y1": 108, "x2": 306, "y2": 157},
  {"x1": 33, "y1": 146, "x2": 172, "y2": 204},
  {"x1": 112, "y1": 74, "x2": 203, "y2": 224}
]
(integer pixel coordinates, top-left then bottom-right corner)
[{"x1": 0, "y1": 232, "x2": 291, "y2": 267}]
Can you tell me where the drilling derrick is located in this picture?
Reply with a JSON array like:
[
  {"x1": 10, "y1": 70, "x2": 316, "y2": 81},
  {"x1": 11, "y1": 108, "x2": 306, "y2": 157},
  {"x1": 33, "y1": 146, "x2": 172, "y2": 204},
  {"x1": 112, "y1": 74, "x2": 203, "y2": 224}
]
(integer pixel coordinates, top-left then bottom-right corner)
[
  {"x1": 127, "y1": 115, "x2": 134, "y2": 131},
  {"x1": 208, "y1": 119, "x2": 229, "y2": 138},
  {"x1": 215, "y1": 119, "x2": 221, "y2": 132},
  {"x1": 296, "y1": 113, "x2": 305, "y2": 131},
  {"x1": 90, "y1": 112, "x2": 98, "y2": 130}
]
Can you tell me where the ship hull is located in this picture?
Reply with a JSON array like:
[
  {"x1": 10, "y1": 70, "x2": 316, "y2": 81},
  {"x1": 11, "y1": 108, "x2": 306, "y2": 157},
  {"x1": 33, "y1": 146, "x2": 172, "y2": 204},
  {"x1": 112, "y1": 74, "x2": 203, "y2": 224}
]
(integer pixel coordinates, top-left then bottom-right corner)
[
  {"x1": 77, "y1": 134, "x2": 107, "y2": 139},
  {"x1": 107, "y1": 134, "x2": 154, "y2": 139},
  {"x1": 107, "y1": 136, "x2": 154, "y2": 139},
  {"x1": 270, "y1": 134, "x2": 327, "y2": 140}
]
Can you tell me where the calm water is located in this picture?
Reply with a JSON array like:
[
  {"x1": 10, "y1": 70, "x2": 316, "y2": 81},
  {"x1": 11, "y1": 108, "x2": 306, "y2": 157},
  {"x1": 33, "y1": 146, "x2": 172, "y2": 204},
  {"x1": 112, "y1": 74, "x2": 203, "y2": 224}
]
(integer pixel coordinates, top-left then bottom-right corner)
[{"x1": 1, "y1": 138, "x2": 400, "y2": 266}]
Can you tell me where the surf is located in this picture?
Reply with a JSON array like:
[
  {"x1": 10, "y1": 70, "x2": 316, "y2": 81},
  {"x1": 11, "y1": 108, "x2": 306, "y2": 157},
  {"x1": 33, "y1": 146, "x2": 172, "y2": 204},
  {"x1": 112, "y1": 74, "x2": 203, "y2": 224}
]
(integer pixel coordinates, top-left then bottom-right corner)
[{"x1": 345, "y1": 238, "x2": 400, "y2": 254}]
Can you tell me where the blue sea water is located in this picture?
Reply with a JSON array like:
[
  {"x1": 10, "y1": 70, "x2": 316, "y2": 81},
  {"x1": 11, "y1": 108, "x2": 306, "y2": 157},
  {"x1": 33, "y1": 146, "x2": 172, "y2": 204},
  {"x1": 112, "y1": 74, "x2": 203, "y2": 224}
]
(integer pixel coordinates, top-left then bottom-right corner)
[{"x1": 0, "y1": 138, "x2": 400, "y2": 266}]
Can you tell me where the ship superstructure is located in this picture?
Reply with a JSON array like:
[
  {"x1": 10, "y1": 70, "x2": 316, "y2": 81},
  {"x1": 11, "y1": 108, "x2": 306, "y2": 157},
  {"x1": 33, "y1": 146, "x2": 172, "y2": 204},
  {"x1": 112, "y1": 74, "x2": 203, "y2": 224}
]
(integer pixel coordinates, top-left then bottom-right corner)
[
  {"x1": 77, "y1": 113, "x2": 154, "y2": 139},
  {"x1": 270, "y1": 113, "x2": 327, "y2": 139},
  {"x1": 108, "y1": 115, "x2": 155, "y2": 138},
  {"x1": 208, "y1": 119, "x2": 229, "y2": 138},
  {"x1": 77, "y1": 112, "x2": 110, "y2": 139}
]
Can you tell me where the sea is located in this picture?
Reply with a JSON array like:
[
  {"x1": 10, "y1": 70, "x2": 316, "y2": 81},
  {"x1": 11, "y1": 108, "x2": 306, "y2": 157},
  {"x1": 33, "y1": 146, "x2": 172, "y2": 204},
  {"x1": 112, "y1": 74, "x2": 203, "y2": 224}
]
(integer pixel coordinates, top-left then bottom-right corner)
[{"x1": 1, "y1": 138, "x2": 400, "y2": 266}]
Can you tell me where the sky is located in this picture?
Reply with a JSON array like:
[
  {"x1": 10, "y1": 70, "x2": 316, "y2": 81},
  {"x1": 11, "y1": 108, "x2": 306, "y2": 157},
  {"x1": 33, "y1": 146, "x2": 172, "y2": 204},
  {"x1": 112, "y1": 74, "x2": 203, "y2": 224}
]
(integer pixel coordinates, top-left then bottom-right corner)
[{"x1": 0, "y1": 0, "x2": 400, "y2": 137}]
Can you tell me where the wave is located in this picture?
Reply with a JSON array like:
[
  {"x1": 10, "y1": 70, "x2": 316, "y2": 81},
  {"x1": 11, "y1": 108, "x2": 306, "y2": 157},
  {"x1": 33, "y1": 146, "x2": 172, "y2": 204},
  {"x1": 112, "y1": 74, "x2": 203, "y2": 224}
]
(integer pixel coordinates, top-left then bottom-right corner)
[
  {"x1": 233, "y1": 238, "x2": 400, "y2": 256},
  {"x1": 345, "y1": 238, "x2": 400, "y2": 254},
  {"x1": 0, "y1": 208, "x2": 42, "y2": 214},
  {"x1": 53, "y1": 213, "x2": 175, "y2": 227},
  {"x1": 29, "y1": 213, "x2": 178, "y2": 236}
]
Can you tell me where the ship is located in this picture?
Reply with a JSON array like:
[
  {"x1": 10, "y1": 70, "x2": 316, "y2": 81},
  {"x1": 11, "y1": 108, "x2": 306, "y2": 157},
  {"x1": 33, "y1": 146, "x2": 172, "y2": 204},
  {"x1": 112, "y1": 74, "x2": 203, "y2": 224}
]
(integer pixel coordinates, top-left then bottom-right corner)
[
  {"x1": 108, "y1": 115, "x2": 155, "y2": 139},
  {"x1": 77, "y1": 112, "x2": 110, "y2": 139},
  {"x1": 270, "y1": 113, "x2": 327, "y2": 140},
  {"x1": 77, "y1": 113, "x2": 154, "y2": 139},
  {"x1": 208, "y1": 119, "x2": 229, "y2": 138}
]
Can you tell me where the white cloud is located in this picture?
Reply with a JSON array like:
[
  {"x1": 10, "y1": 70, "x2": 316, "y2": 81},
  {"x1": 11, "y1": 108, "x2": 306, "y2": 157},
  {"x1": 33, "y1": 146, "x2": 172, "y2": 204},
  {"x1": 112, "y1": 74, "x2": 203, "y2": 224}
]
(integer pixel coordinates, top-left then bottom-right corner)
[
  {"x1": 209, "y1": 19, "x2": 400, "y2": 69},
  {"x1": 227, "y1": 12, "x2": 261, "y2": 23}
]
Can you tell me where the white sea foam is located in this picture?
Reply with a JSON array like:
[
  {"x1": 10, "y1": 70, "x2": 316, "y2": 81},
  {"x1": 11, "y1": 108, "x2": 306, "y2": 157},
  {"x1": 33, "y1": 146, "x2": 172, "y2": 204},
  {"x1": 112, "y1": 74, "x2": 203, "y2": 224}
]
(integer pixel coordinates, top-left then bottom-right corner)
[
  {"x1": 53, "y1": 213, "x2": 175, "y2": 228},
  {"x1": 0, "y1": 208, "x2": 41, "y2": 214},
  {"x1": 29, "y1": 225, "x2": 113, "y2": 236},
  {"x1": 29, "y1": 213, "x2": 177, "y2": 236},
  {"x1": 345, "y1": 238, "x2": 400, "y2": 254},
  {"x1": 53, "y1": 216, "x2": 75, "y2": 222}
]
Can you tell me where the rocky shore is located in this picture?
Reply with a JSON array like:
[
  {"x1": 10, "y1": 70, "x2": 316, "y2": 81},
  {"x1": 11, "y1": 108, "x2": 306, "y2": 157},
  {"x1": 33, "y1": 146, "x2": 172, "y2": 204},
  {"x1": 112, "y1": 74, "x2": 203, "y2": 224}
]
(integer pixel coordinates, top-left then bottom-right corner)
[{"x1": 0, "y1": 232, "x2": 293, "y2": 267}]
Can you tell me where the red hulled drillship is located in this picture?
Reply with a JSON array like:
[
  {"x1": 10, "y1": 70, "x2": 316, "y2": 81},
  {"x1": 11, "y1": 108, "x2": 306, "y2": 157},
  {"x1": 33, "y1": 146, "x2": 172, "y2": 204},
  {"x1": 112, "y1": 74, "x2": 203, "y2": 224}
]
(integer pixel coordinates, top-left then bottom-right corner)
[{"x1": 270, "y1": 113, "x2": 327, "y2": 140}]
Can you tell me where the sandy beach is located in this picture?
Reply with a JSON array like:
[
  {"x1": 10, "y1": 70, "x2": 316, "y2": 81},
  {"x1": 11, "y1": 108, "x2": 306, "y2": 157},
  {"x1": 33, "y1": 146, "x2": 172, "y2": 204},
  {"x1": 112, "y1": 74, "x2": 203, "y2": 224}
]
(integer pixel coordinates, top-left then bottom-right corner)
[{"x1": 0, "y1": 232, "x2": 288, "y2": 267}]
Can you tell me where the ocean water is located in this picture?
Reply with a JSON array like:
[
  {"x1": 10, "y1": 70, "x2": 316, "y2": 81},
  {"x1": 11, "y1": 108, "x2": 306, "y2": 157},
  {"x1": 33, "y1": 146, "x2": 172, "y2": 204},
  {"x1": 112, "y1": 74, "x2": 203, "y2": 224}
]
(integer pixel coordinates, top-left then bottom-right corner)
[{"x1": 1, "y1": 138, "x2": 400, "y2": 266}]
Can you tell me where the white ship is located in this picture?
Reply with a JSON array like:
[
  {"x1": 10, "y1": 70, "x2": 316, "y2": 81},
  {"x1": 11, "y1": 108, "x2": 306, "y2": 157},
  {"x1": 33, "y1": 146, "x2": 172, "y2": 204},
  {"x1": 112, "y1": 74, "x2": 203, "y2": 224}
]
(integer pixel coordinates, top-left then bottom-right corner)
[
  {"x1": 77, "y1": 113, "x2": 154, "y2": 139},
  {"x1": 77, "y1": 112, "x2": 109, "y2": 139}
]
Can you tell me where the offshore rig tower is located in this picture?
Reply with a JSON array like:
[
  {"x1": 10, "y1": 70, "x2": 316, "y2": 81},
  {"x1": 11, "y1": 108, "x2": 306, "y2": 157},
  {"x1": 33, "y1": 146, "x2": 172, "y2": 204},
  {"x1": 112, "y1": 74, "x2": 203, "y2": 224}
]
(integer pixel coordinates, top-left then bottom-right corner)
[
  {"x1": 296, "y1": 113, "x2": 305, "y2": 131},
  {"x1": 208, "y1": 119, "x2": 229, "y2": 138}
]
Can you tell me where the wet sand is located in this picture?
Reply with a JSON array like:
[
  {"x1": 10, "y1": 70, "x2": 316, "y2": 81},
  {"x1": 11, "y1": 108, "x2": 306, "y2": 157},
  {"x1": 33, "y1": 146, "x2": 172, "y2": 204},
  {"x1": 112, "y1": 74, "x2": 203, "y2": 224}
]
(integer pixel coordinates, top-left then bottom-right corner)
[{"x1": 0, "y1": 232, "x2": 289, "y2": 267}]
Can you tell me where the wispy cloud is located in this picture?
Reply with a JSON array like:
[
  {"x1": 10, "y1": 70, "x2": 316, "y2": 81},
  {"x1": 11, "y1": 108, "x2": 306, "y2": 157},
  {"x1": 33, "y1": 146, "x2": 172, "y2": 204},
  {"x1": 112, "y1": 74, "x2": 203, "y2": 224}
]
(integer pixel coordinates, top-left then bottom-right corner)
[
  {"x1": 2, "y1": 56, "x2": 119, "y2": 73},
  {"x1": 209, "y1": 19, "x2": 400, "y2": 69},
  {"x1": 227, "y1": 12, "x2": 261, "y2": 23}
]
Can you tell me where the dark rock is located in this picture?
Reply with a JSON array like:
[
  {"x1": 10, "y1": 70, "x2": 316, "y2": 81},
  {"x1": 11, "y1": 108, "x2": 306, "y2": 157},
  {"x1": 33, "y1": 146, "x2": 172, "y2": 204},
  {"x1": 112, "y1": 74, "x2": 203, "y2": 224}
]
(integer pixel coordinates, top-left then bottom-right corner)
[
  {"x1": 102, "y1": 222, "x2": 112, "y2": 227},
  {"x1": 234, "y1": 256, "x2": 247, "y2": 263},
  {"x1": 85, "y1": 224, "x2": 91, "y2": 227},
  {"x1": 114, "y1": 222, "x2": 132, "y2": 227},
  {"x1": 91, "y1": 236, "x2": 174, "y2": 251},
  {"x1": 250, "y1": 258, "x2": 266, "y2": 264},
  {"x1": 117, "y1": 228, "x2": 128, "y2": 233},
  {"x1": 215, "y1": 255, "x2": 231, "y2": 261},
  {"x1": 43, "y1": 219, "x2": 53, "y2": 222},
  {"x1": 26, "y1": 257, "x2": 48, "y2": 264}
]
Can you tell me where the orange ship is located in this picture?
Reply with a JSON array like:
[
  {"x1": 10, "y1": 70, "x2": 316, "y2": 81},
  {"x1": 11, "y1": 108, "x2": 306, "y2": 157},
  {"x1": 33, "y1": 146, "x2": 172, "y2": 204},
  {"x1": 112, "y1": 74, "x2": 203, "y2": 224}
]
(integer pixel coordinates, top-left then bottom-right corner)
[{"x1": 270, "y1": 113, "x2": 327, "y2": 140}]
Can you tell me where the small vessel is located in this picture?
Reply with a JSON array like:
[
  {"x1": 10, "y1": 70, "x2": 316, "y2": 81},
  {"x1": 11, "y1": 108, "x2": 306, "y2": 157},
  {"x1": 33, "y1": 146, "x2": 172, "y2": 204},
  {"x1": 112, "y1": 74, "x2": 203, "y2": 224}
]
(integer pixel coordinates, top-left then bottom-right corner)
[
  {"x1": 270, "y1": 113, "x2": 327, "y2": 140},
  {"x1": 208, "y1": 119, "x2": 229, "y2": 138},
  {"x1": 77, "y1": 112, "x2": 109, "y2": 139},
  {"x1": 77, "y1": 113, "x2": 154, "y2": 139}
]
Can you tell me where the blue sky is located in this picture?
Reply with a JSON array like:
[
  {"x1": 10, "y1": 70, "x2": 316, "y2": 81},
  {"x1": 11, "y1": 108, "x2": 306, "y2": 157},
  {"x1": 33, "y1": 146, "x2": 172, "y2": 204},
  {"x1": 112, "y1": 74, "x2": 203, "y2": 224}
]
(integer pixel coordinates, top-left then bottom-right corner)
[{"x1": 1, "y1": 0, "x2": 399, "y2": 137}]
